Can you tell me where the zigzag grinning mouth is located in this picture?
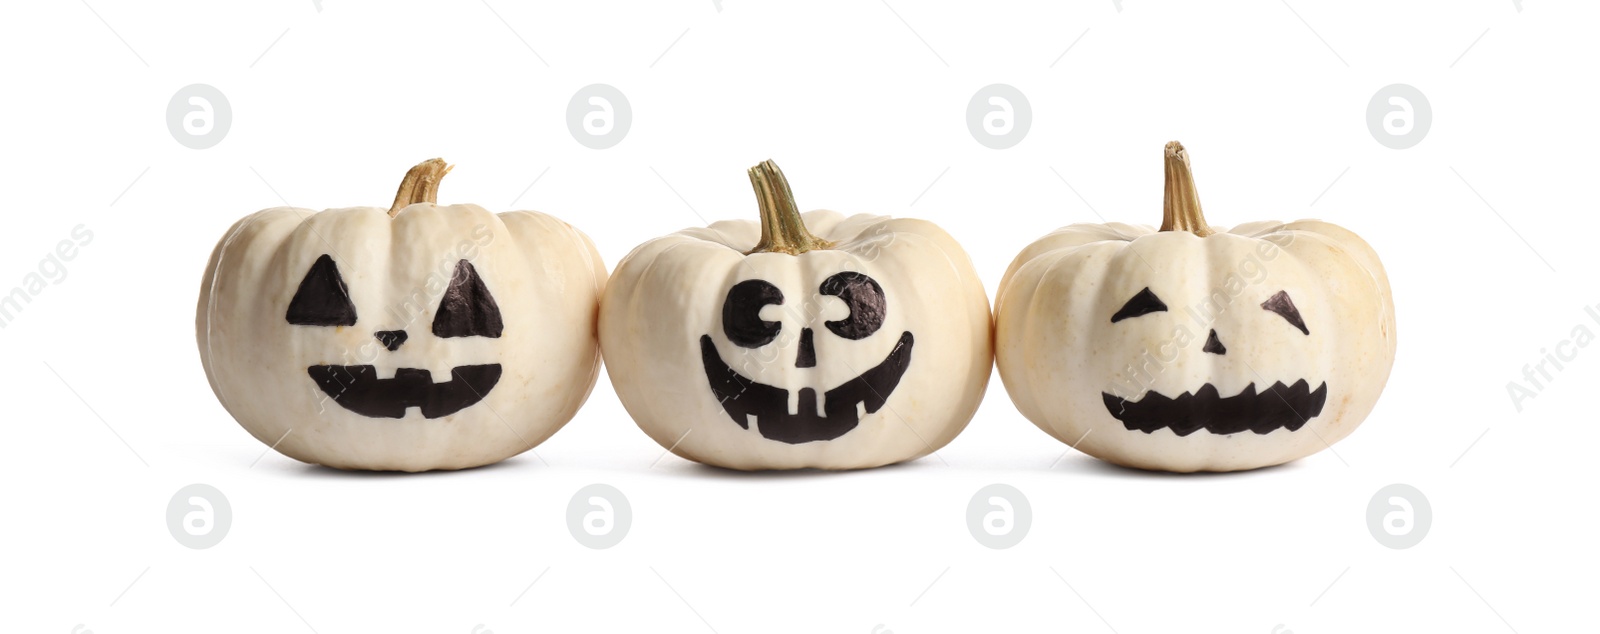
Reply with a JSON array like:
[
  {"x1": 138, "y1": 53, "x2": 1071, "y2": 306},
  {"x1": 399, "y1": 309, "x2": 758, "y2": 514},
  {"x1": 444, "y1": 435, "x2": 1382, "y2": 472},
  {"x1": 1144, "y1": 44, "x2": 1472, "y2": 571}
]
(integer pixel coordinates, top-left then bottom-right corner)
[{"x1": 1101, "y1": 380, "x2": 1328, "y2": 436}]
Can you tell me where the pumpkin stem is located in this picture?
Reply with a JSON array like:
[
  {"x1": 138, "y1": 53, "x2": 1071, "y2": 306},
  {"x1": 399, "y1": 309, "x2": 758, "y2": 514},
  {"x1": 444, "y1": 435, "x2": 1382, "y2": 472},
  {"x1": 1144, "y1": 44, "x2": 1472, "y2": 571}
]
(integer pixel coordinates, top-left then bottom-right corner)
[
  {"x1": 1160, "y1": 141, "x2": 1214, "y2": 237},
  {"x1": 388, "y1": 158, "x2": 452, "y2": 218},
  {"x1": 746, "y1": 160, "x2": 832, "y2": 255}
]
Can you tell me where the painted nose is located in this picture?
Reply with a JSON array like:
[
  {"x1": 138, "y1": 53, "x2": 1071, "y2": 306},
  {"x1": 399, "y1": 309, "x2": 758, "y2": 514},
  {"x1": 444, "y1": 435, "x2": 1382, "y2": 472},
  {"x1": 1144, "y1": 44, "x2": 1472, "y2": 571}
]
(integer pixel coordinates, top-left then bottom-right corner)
[
  {"x1": 375, "y1": 330, "x2": 408, "y2": 351},
  {"x1": 1202, "y1": 329, "x2": 1226, "y2": 355},
  {"x1": 796, "y1": 328, "x2": 817, "y2": 368}
]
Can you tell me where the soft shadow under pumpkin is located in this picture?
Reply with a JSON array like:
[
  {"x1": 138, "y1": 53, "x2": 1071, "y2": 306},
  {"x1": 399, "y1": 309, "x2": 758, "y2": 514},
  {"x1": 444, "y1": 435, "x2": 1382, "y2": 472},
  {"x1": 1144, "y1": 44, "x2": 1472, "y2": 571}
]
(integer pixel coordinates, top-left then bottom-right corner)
[
  {"x1": 1051, "y1": 453, "x2": 1310, "y2": 479},
  {"x1": 656, "y1": 457, "x2": 937, "y2": 480},
  {"x1": 286, "y1": 454, "x2": 536, "y2": 479}
]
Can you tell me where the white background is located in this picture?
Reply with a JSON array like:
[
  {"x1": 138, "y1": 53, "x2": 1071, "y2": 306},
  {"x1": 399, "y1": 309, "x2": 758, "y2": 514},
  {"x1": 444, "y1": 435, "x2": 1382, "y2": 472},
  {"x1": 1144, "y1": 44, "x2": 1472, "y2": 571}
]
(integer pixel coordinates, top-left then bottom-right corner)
[{"x1": 2, "y1": 1, "x2": 1594, "y2": 632}]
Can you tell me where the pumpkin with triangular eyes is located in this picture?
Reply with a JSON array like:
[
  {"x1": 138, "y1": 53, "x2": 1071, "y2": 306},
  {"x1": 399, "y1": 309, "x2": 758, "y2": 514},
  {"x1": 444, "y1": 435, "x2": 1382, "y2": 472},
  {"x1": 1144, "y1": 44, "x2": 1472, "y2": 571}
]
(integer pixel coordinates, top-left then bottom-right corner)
[
  {"x1": 197, "y1": 160, "x2": 606, "y2": 471},
  {"x1": 995, "y1": 142, "x2": 1396, "y2": 472}
]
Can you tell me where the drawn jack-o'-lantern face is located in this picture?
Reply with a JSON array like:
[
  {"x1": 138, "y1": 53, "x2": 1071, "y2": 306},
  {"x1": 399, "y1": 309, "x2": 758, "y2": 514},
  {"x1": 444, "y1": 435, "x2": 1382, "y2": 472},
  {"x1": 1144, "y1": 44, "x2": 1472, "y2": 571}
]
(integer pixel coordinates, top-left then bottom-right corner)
[
  {"x1": 197, "y1": 159, "x2": 607, "y2": 472},
  {"x1": 287, "y1": 254, "x2": 505, "y2": 419},
  {"x1": 994, "y1": 142, "x2": 1396, "y2": 472},
  {"x1": 1099, "y1": 286, "x2": 1328, "y2": 436},
  {"x1": 700, "y1": 273, "x2": 914, "y2": 444},
  {"x1": 600, "y1": 160, "x2": 993, "y2": 471}
]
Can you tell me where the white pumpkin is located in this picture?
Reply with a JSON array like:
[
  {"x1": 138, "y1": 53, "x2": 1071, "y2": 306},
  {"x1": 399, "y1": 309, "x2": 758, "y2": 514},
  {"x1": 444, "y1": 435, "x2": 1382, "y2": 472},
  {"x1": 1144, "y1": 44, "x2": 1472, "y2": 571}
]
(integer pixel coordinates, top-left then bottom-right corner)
[
  {"x1": 995, "y1": 142, "x2": 1395, "y2": 472},
  {"x1": 197, "y1": 159, "x2": 606, "y2": 472},
  {"x1": 600, "y1": 161, "x2": 992, "y2": 470}
]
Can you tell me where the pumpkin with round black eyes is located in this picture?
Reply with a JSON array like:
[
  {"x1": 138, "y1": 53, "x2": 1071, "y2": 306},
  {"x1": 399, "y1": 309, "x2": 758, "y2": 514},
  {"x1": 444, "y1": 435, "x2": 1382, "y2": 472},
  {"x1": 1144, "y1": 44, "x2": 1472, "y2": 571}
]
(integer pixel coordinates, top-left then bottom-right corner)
[
  {"x1": 601, "y1": 160, "x2": 992, "y2": 470},
  {"x1": 995, "y1": 142, "x2": 1396, "y2": 472},
  {"x1": 197, "y1": 159, "x2": 606, "y2": 472}
]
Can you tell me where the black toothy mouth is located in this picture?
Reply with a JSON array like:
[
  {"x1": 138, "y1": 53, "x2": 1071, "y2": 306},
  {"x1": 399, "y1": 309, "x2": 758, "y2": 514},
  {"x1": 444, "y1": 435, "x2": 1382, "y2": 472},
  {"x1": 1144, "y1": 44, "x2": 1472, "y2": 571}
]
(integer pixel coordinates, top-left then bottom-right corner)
[
  {"x1": 307, "y1": 364, "x2": 502, "y2": 419},
  {"x1": 699, "y1": 332, "x2": 914, "y2": 444},
  {"x1": 1101, "y1": 380, "x2": 1328, "y2": 436}
]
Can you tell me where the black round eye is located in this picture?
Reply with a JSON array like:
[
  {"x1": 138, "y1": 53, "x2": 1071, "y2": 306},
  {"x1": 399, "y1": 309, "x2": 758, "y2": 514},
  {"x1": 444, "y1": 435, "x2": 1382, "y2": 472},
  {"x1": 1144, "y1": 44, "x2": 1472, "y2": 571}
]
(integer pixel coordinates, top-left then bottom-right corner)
[
  {"x1": 722, "y1": 279, "x2": 784, "y2": 348},
  {"x1": 820, "y1": 272, "x2": 885, "y2": 340}
]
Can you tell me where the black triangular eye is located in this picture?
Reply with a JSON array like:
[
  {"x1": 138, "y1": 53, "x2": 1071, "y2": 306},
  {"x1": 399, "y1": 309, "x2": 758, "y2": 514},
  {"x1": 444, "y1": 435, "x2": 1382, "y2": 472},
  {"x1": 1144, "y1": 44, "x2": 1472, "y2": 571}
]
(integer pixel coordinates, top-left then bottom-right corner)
[
  {"x1": 433, "y1": 260, "x2": 503, "y2": 338},
  {"x1": 1261, "y1": 290, "x2": 1309, "y2": 335},
  {"x1": 286, "y1": 254, "x2": 357, "y2": 326},
  {"x1": 1111, "y1": 287, "x2": 1167, "y2": 323}
]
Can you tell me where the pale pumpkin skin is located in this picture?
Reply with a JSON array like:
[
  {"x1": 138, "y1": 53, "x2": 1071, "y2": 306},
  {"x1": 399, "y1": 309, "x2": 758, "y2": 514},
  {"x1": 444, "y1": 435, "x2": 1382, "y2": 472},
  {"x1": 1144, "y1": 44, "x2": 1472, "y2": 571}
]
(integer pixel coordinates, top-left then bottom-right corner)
[
  {"x1": 995, "y1": 144, "x2": 1395, "y2": 472},
  {"x1": 197, "y1": 161, "x2": 605, "y2": 472},
  {"x1": 601, "y1": 163, "x2": 992, "y2": 470}
]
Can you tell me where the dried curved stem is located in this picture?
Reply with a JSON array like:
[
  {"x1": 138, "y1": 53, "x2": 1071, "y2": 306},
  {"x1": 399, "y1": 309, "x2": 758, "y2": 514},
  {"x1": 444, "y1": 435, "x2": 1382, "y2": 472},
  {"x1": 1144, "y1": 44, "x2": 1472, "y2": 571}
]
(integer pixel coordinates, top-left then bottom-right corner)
[
  {"x1": 746, "y1": 160, "x2": 832, "y2": 255},
  {"x1": 1160, "y1": 141, "x2": 1213, "y2": 236},
  {"x1": 388, "y1": 158, "x2": 452, "y2": 217}
]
